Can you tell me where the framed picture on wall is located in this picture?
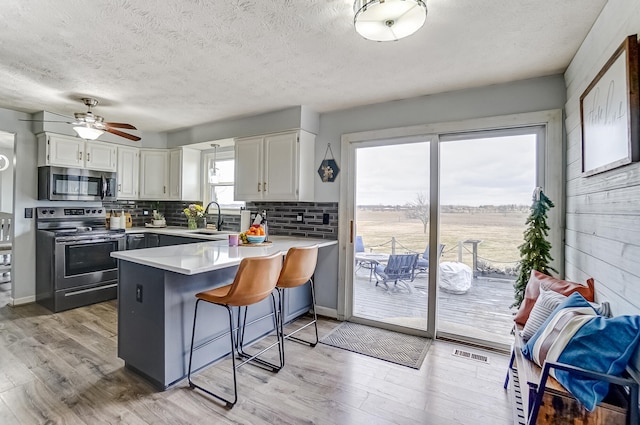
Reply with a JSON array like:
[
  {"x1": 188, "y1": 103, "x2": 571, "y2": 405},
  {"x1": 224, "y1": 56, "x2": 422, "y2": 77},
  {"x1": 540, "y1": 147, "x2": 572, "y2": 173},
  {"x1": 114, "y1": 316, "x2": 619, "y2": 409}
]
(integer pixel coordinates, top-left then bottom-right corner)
[{"x1": 580, "y1": 34, "x2": 639, "y2": 176}]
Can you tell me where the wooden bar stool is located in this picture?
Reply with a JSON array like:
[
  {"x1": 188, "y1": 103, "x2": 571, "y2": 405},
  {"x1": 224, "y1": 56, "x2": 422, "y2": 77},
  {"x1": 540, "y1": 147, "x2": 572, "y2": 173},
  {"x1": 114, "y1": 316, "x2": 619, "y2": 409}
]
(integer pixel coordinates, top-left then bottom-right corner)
[
  {"x1": 187, "y1": 252, "x2": 282, "y2": 409},
  {"x1": 276, "y1": 245, "x2": 319, "y2": 364}
]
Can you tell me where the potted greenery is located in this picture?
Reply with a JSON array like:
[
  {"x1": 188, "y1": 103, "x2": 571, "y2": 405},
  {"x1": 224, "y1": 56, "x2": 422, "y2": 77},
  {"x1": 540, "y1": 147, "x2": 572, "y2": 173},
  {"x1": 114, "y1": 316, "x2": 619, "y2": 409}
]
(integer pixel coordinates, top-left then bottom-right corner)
[{"x1": 152, "y1": 210, "x2": 165, "y2": 227}]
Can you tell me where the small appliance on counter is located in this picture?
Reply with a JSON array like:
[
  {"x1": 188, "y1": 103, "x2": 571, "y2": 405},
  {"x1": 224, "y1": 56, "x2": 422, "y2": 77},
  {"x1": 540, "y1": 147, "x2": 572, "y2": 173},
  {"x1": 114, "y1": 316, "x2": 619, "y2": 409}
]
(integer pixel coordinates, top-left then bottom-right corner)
[{"x1": 35, "y1": 206, "x2": 125, "y2": 312}]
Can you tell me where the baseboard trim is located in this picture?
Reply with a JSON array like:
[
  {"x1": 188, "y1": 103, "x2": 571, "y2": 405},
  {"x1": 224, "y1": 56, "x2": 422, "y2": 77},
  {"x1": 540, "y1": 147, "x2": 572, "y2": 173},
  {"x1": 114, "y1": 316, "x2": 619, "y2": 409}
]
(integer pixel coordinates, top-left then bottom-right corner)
[
  {"x1": 10, "y1": 295, "x2": 35, "y2": 306},
  {"x1": 314, "y1": 305, "x2": 338, "y2": 319}
]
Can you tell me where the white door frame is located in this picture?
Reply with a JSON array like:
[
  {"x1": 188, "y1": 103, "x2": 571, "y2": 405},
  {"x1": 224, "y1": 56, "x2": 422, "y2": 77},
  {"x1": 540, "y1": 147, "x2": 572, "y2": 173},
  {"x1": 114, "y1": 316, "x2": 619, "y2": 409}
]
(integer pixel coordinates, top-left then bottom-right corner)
[{"x1": 338, "y1": 109, "x2": 563, "y2": 339}]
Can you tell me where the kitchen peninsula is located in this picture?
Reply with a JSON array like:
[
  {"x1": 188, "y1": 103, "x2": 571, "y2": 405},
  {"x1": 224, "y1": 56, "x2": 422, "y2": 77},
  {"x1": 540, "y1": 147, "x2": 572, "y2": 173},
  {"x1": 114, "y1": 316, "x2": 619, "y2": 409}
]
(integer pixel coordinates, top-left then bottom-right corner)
[{"x1": 111, "y1": 236, "x2": 337, "y2": 390}]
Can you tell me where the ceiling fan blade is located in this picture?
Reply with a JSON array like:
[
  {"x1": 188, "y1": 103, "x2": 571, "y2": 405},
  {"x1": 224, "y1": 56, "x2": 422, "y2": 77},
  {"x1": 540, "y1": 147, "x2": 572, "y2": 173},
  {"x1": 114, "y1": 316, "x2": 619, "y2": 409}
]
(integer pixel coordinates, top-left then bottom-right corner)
[
  {"x1": 106, "y1": 128, "x2": 141, "y2": 141},
  {"x1": 105, "y1": 122, "x2": 137, "y2": 130}
]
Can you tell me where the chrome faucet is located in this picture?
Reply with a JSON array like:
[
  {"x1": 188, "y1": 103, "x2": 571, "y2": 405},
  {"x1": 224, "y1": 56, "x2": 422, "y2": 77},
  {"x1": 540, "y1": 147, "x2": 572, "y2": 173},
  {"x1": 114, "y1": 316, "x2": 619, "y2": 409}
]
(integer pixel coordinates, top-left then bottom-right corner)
[{"x1": 204, "y1": 201, "x2": 223, "y2": 231}]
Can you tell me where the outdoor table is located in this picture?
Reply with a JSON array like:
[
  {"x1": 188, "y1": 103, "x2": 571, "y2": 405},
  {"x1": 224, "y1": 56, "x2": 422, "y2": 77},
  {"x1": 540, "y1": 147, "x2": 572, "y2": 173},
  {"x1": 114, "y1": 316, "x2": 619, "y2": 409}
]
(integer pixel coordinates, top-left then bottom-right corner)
[{"x1": 355, "y1": 252, "x2": 390, "y2": 281}]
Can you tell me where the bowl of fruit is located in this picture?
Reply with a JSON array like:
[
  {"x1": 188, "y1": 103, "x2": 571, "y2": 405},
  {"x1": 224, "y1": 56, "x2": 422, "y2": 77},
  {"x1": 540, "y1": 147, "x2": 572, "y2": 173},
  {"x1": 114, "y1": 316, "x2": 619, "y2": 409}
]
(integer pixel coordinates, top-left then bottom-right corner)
[{"x1": 242, "y1": 224, "x2": 266, "y2": 244}]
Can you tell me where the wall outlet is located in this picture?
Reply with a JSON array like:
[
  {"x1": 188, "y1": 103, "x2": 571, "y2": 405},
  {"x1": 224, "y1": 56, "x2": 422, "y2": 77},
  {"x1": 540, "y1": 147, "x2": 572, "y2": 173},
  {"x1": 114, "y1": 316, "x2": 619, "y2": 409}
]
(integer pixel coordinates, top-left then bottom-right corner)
[
  {"x1": 297, "y1": 212, "x2": 304, "y2": 223},
  {"x1": 142, "y1": 210, "x2": 149, "y2": 216},
  {"x1": 322, "y1": 213, "x2": 329, "y2": 225},
  {"x1": 136, "y1": 284, "x2": 143, "y2": 303},
  {"x1": 24, "y1": 207, "x2": 33, "y2": 219}
]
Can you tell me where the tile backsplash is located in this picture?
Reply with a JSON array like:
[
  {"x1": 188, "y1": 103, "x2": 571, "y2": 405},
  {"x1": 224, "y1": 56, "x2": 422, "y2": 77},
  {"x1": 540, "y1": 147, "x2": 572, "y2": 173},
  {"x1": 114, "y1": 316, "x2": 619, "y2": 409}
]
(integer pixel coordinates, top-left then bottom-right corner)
[
  {"x1": 245, "y1": 202, "x2": 338, "y2": 240},
  {"x1": 103, "y1": 200, "x2": 338, "y2": 239}
]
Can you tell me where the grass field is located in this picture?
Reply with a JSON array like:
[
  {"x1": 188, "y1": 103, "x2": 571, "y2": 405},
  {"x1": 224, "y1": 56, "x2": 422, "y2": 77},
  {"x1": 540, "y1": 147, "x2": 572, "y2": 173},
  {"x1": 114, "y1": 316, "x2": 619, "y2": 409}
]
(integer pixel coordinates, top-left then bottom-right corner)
[{"x1": 356, "y1": 209, "x2": 527, "y2": 272}]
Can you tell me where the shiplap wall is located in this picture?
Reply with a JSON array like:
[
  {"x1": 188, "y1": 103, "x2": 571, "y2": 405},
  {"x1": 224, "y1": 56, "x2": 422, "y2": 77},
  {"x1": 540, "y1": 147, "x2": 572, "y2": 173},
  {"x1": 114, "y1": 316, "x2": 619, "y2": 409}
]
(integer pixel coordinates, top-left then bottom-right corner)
[
  {"x1": 564, "y1": 0, "x2": 640, "y2": 315},
  {"x1": 564, "y1": 1, "x2": 640, "y2": 374}
]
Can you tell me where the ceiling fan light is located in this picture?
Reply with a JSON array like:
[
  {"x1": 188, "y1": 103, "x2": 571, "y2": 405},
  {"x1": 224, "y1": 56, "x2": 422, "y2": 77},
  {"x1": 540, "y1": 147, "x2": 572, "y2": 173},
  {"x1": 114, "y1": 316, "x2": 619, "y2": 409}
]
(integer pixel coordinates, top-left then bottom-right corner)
[
  {"x1": 354, "y1": 0, "x2": 427, "y2": 42},
  {"x1": 73, "y1": 125, "x2": 104, "y2": 140}
]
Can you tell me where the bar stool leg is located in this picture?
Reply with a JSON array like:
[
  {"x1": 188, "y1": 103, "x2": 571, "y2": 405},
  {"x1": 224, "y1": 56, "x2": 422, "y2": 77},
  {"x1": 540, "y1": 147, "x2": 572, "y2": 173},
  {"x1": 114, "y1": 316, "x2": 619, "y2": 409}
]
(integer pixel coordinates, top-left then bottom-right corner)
[
  {"x1": 187, "y1": 300, "x2": 238, "y2": 409},
  {"x1": 280, "y1": 278, "x2": 319, "y2": 350},
  {"x1": 235, "y1": 292, "x2": 283, "y2": 372}
]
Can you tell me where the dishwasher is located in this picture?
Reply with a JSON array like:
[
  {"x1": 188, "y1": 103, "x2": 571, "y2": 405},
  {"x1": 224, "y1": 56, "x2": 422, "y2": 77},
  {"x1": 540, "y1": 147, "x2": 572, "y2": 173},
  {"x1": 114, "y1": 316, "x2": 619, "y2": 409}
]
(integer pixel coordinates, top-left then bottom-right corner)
[{"x1": 126, "y1": 234, "x2": 146, "y2": 250}]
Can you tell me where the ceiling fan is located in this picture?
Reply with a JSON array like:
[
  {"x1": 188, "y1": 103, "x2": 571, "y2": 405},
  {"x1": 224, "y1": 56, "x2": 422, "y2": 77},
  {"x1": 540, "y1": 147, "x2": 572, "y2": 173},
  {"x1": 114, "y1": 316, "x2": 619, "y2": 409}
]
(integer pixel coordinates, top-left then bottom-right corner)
[{"x1": 23, "y1": 97, "x2": 141, "y2": 141}]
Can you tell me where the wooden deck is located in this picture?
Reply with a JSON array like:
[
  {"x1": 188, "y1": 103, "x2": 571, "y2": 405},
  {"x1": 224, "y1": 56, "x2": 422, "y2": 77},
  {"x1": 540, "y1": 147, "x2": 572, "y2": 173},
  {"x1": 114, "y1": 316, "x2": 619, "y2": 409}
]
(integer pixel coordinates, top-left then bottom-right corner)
[{"x1": 353, "y1": 268, "x2": 516, "y2": 347}]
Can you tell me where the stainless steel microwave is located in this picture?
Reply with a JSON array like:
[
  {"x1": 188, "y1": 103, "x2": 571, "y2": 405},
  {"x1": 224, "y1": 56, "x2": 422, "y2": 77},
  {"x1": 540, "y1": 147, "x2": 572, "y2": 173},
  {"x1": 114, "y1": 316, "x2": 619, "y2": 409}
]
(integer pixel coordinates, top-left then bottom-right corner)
[{"x1": 38, "y1": 166, "x2": 117, "y2": 201}]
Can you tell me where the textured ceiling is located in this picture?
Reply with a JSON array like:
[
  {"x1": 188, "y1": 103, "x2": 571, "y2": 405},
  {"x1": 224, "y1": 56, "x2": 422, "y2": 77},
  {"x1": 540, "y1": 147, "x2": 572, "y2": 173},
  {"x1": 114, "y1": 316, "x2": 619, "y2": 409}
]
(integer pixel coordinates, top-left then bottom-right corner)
[{"x1": 0, "y1": 0, "x2": 607, "y2": 133}]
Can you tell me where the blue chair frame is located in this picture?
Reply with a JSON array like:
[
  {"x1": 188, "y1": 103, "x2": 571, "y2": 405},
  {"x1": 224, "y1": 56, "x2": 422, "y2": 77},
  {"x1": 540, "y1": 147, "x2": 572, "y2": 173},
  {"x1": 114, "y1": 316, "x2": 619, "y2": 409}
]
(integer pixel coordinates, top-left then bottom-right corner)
[{"x1": 373, "y1": 253, "x2": 419, "y2": 292}]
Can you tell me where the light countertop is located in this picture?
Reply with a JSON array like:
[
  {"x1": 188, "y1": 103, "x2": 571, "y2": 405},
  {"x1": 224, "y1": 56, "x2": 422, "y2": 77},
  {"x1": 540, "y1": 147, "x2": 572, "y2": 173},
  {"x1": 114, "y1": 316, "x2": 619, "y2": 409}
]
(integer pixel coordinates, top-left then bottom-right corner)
[
  {"x1": 111, "y1": 236, "x2": 337, "y2": 275},
  {"x1": 124, "y1": 226, "x2": 232, "y2": 241}
]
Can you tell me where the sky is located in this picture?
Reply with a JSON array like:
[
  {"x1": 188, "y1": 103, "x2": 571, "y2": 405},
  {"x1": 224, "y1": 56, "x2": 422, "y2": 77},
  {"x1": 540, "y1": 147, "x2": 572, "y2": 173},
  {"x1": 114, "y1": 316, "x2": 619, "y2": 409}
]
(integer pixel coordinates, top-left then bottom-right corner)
[{"x1": 355, "y1": 134, "x2": 537, "y2": 206}]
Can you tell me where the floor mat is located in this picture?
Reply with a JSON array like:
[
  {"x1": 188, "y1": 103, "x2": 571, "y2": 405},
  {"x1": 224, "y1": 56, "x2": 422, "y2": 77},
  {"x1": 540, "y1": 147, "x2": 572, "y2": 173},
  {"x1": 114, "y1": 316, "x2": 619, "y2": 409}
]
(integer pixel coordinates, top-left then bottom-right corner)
[{"x1": 320, "y1": 322, "x2": 432, "y2": 369}]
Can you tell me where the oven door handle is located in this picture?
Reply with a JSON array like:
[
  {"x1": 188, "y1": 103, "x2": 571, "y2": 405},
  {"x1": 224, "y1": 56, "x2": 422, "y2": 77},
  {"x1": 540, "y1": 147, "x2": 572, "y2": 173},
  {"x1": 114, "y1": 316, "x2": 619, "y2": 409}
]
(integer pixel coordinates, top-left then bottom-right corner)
[{"x1": 57, "y1": 237, "x2": 124, "y2": 245}]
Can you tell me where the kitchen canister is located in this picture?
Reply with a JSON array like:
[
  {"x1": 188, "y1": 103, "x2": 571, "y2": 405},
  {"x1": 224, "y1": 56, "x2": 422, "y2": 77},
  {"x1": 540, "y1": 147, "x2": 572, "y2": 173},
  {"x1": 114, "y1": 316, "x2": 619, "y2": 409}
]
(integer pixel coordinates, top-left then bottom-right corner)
[{"x1": 110, "y1": 215, "x2": 121, "y2": 229}]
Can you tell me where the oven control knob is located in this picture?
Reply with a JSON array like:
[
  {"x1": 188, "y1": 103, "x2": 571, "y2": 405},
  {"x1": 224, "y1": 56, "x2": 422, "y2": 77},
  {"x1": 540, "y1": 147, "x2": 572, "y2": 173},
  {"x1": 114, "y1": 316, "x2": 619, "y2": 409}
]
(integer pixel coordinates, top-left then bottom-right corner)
[
  {"x1": 86, "y1": 209, "x2": 91, "y2": 214},
  {"x1": 98, "y1": 209, "x2": 102, "y2": 213},
  {"x1": 41, "y1": 210, "x2": 47, "y2": 214},
  {"x1": 48, "y1": 209, "x2": 55, "y2": 215},
  {"x1": 92, "y1": 209, "x2": 97, "y2": 213}
]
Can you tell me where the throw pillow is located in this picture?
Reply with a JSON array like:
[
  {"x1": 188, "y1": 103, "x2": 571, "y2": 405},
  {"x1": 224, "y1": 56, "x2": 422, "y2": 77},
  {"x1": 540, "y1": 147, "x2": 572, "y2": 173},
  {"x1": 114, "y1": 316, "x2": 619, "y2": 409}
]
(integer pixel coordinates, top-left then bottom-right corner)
[
  {"x1": 520, "y1": 288, "x2": 567, "y2": 341},
  {"x1": 514, "y1": 270, "x2": 595, "y2": 325},
  {"x1": 523, "y1": 293, "x2": 640, "y2": 411}
]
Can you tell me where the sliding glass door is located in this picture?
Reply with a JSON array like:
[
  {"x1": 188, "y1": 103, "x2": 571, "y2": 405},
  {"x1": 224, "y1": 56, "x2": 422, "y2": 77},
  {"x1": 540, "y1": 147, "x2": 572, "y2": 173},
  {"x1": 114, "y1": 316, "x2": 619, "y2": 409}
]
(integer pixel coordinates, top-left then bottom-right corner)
[
  {"x1": 344, "y1": 121, "x2": 550, "y2": 348},
  {"x1": 350, "y1": 137, "x2": 432, "y2": 333},
  {"x1": 437, "y1": 128, "x2": 541, "y2": 348}
]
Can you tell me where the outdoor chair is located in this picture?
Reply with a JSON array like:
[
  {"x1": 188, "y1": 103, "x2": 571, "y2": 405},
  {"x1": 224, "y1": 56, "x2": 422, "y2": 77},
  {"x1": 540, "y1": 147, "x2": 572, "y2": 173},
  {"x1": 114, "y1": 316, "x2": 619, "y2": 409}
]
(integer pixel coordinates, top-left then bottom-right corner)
[
  {"x1": 355, "y1": 236, "x2": 377, "y2": 279},
  {"x1": 415, "y1": 244, "x2": 445, "y2": 274},
  {"x1": 373, "y1": 253, "x2": 419, "y2": 293}
]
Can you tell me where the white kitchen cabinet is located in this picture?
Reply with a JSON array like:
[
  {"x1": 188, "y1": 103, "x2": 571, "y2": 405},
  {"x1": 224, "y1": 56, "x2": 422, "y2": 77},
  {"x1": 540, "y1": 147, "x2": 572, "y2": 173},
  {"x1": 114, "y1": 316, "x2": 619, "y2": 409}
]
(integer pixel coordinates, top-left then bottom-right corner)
[
  {"x1": 139, "y1": 148, "x2": 200, "y2": 200},
  {"x1": 37, "y1": 132, "x2": 117, "y2": 171},
  {"x1": 117, "y1": 146, "x2": 139, "y2": 199},
  {"x1": 234, "y1": 130, "x2": 315, "y2": 201},
  {"x1": 85, "y1": 140, "x2": 117, "y2": 172},
  {"x1": 139, "y1": 149, "x2": 169, "y2": 199},
  {"x1": 169, "y1": 148, "x2": 201, "y2": 201}
]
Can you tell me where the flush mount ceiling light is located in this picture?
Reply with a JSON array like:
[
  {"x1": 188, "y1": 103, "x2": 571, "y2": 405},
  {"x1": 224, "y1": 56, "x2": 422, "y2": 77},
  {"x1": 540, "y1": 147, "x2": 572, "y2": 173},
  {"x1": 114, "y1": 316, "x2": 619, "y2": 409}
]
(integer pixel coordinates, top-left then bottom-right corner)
[
  {"x1": 73, "y1": 124, "x2": 104, "y2": 140},
  {"x1": 353, "y1": 0, "x2": 427, "y2": 42}
]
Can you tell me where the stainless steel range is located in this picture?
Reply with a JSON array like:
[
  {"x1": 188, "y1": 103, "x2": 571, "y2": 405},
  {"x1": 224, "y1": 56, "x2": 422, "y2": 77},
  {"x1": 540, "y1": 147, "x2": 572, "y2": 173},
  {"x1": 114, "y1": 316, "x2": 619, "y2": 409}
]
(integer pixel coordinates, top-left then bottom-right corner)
[{"x1": 36, "y1": 206, "x2": 125, "y2": 312}]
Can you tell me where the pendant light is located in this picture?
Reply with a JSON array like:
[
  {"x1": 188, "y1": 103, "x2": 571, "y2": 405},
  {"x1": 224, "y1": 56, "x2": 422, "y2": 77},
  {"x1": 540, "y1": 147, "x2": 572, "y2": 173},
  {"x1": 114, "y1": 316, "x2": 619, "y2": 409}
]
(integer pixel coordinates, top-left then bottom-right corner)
[
  {"x1": 353, "y1": 0, "x2": 427, "y2": 42},
  {"x1": 208, "y1": 144, "x2": 220, "y2": 184}
]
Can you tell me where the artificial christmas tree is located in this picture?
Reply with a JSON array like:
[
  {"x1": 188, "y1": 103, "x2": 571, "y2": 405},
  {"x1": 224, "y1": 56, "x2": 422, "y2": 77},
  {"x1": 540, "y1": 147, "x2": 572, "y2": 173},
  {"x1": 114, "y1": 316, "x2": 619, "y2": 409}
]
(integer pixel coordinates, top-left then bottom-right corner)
[{"x1": 512, "y1": 187, "x2": 557, "y2": 308}]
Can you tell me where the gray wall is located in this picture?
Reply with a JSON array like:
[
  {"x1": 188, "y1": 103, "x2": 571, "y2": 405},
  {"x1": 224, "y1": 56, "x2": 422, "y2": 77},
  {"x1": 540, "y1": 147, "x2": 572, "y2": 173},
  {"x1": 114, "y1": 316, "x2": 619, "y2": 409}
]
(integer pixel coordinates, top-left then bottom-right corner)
[
  {"x1": 563, "y1": 0, "x2": 640, "y2": 370},
  {"x1": 0, "y1": 107, "x2": 38, "y2": 303},
  {"x1": 314, "y1": 75, "x2": 568, "y2": 202}
]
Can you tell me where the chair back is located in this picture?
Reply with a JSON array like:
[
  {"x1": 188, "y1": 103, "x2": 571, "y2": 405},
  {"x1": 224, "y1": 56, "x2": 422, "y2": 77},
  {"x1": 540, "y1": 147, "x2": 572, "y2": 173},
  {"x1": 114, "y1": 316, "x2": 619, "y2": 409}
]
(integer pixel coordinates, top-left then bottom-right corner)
[
  {"x1": 277, "y1": 245, "x2": 318, "y2": 289},
  {"x1": 384, "y1": 254, "x2": 419, "y2": 280},
  {"x1": 0, "y1": 213, "x2": 12, "y2": 245},
  {"x1": 355, "y1": 236, "x2": 364, "y2": 253},
  {"x1": 422, "y1": 243, "x2": 445, "y2": 259},
  {"x1": 223, "y1": 253, "x2": 282, "y2": 306}
]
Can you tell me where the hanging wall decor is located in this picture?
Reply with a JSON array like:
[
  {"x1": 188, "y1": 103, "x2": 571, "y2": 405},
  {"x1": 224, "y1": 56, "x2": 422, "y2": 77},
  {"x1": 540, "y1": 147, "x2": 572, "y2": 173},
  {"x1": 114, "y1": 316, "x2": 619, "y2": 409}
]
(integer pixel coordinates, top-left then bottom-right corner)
[{"x1": 318, "y1": 143, "x2": 340, "y2": 182}]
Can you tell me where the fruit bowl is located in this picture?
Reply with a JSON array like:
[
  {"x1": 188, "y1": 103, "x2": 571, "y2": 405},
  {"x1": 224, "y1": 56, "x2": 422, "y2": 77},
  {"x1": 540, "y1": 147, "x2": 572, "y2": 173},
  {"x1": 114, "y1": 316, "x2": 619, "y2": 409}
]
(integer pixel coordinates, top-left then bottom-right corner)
[{"x1": 245, "y1": 235, "x2": 266, "y2": 244}]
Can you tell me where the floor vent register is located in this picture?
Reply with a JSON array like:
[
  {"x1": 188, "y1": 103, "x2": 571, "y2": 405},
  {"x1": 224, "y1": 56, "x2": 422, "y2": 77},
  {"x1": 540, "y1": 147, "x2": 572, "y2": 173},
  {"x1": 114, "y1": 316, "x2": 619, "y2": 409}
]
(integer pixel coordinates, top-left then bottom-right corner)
[{"x1": 452, "y1": 348, "x2": 490, "y2": 363}]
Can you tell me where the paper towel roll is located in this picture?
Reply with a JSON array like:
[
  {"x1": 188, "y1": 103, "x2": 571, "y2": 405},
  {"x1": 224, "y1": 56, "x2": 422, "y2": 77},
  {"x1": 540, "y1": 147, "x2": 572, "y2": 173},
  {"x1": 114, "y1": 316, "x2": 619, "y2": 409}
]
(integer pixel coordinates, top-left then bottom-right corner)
[{"x1": 240, "y1": 210, "x2": 251, "y2": 231}]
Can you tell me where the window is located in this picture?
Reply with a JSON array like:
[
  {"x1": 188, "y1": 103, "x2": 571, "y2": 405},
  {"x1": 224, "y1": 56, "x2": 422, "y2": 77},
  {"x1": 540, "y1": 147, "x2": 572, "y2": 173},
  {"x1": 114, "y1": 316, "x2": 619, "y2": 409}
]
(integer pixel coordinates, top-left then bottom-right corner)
[{"x1": 202, "y1": 149, "x2": 245, "y2": 210}]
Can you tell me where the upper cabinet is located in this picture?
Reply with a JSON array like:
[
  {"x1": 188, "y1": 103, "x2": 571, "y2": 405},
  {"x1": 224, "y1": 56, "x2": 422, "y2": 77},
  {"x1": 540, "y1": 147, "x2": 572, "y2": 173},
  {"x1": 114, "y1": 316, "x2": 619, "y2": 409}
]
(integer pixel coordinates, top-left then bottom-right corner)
[
  {"x1": 117, "y1": 146, "x2": 139, "y2": 200},
  {"x1": 37, "y1": 133, "x2": 117, "y2": 172},
  {"x1": 234, "y1": 130, "x2": 315, "y2": 201},
  {"x1": 139, "y1": 149, "x2": 170, "y2": 199},
  {"x1": 85, "y1": 140, "x2": 118, "y2": 171},
  {"x1": 139, "y1": 148, "x2": 200, "y2": 200}
]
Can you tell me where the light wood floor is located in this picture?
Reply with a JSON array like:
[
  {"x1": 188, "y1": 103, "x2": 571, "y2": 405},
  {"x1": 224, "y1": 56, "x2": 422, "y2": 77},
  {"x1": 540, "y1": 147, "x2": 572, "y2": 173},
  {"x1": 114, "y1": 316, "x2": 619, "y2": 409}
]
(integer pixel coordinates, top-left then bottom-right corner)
[{"x1": 0, "y1": 282, "x2": 513, "y2": 424}]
